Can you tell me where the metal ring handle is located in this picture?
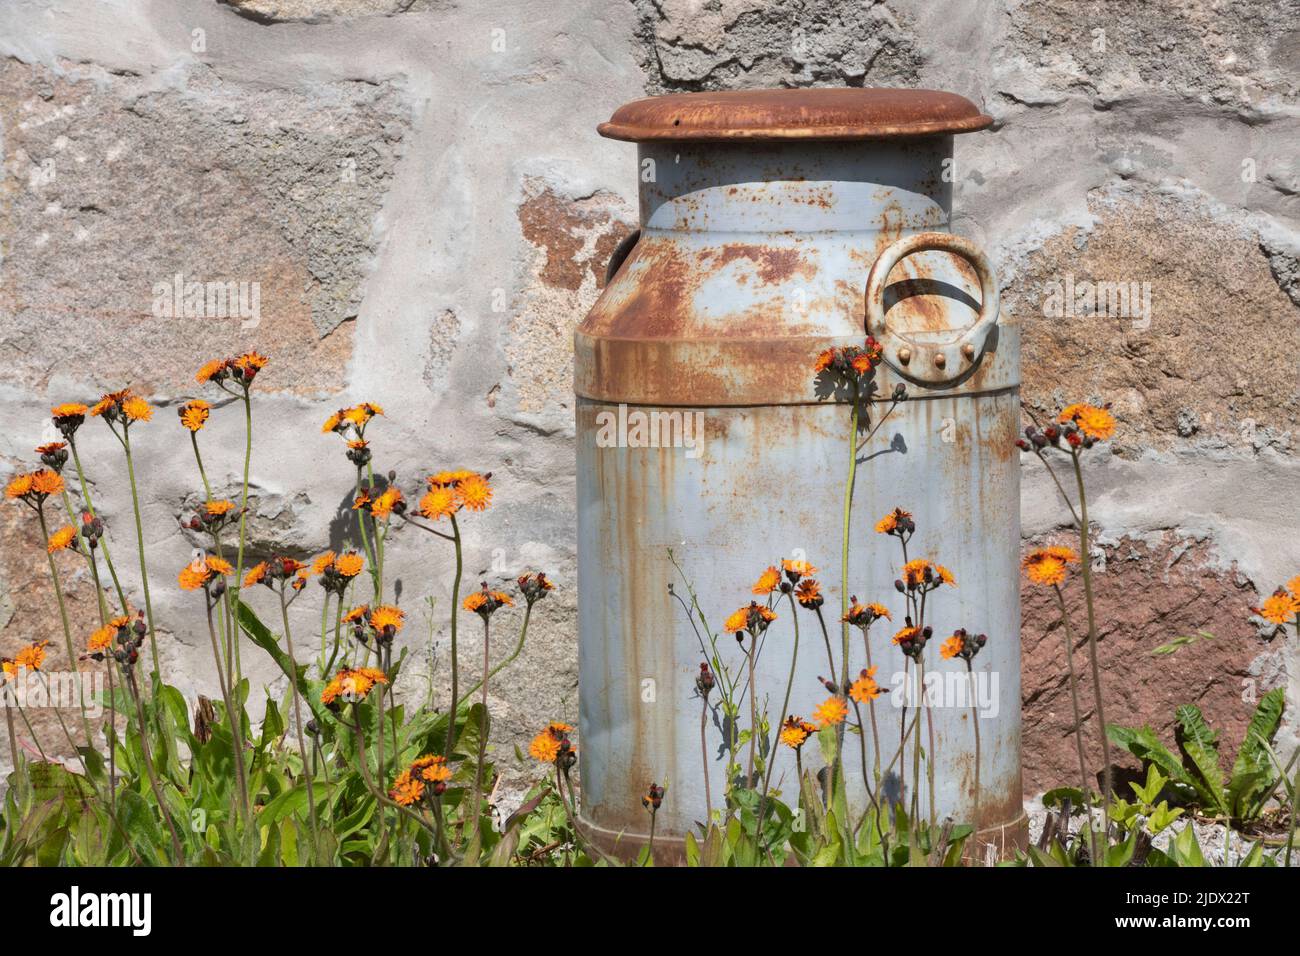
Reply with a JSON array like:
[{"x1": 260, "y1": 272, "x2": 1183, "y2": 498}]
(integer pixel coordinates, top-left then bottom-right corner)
[
  {"x1": 604, "y1": 228, "x2": 641, "y2": 286},
  {"x1": 864, "y1": 231, "x2": 1000, "y2": 385}
]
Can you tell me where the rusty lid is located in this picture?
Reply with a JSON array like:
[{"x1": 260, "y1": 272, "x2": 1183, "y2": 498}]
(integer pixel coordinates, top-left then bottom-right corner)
[{"x1": 598, "y1": 88, "x2": 992, "y2": 142}]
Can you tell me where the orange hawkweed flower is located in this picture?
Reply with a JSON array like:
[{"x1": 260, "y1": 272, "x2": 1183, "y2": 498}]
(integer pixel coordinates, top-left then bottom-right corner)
[
  {"x1": 892, "y1": 625, "x2": 921, "y2": 645},
  {"x1": 179, "y1": 399, "x2": 211, "y2": 432},
  {"x1": 724, "y1": 602, "x2": 777, "y2": 636},
  {"x1": 122, "y1": 396, "x2": 153, "y2": 423},
  {"x1": 428, "y1": 470, "x2": 479, "y2": 487},
  {"x1": 849, "y1": 667, "x2": 881, "y2": 703},
  {"x1": 1060, "y1": 403, "x2": 1116, "y2": 441},
  {"x1": 244, "y1": 562, "x2": 269, "y2": 587},
  {"x1": 178, "y1": 554, "x2": 231, "y2": 590},
  {"x1": 901, "y1": 559, "x2": 930, "y2": 588},
  {"x1": 455, "y1": 474, "x2": 492, "y2": 512},
  {"x1": 390, "y1": 770, "x2": 424, "y2": 806},
  {"x1": 875, "y1": 507, "x2": 913, "y2": 535},
  {"x1": 51, "y1": 402, "x2": 88, "y2": 419},
  {"x1": 1288, "y1": 576, "x2": 1300, "y2": 600},
  {"x1": 46, "y1": 525, "x2": 77, "y2": 553},
  {"x1": 781, "y1": 558, "x2": 817, "y2": 580},
  {"x1": 528, "y1": 720, "x2": 576, "y2": 764},
  {"x1": 370, "y1": 486, "x2": 403, "y2": 519},
  {"x1": 813, "y1": 695, "x2": 848, "y2": 727},
  {"x1": 196, "y1": 359, "x2": 227, "y2": 383},
  {"x1": 321, "y1": 666, "x2": 388, "y2": 706},
  {"x1": 529, "y1": 730, "x2": 562, "y2": 763},
  {"x1": 205, "y1": 499, "x2": 236, "y2": 517},
  {"x1": 752, "y1": 566, "x2": 780, "y2": 595},
  {"x1": 779, "y1": 716, "x2": 818, "y2": 749},
  {"x1": 369, "y1": 605, "x2": 405, "y2": 633},
  {"x1": 343, "y1": 605, "x2": 369, "y2": 624},
  {"x1": 5, "y1": 473, "x2": 34, "y2": 500},
  {"x1": 14, "y1": 641, "x2": 50, "y2": 672},
  {"x1": 232, "y1": 352, "x2": 268, "y2": 379},
  {"x1": 795, "y1": 578, "x2": 823, "y2": 609},
  {"x1": 418, "y1": 486, "x2": 457, "y2": 520},
  {"x1": 463, "y1": 588, "x2": 513, "y2": 616},
  {"x1": 1022, "y1": 546, "x2": 1079, "y2": 587},
  {"x1": 813, "y1": 348, "x2": 836, "y2": 373},
  {"x1": 413, "y1": 753, "x2": 452, "y2": 784},
  {"x1": 844, "y1": 600, "x2": 891, "y2": 627},
  {"x1": 344, "y1": 402, "x2": 383, "y2": 427},
  {"x1": 1255, "y1": 590, "x2": 1300, "y2": 626},
  {"x1": 334, "y1": 552, "x2": 364, "y2": 578},
  {"x1": 940, "y1": 635, "x2": 964, "y2": 660}
]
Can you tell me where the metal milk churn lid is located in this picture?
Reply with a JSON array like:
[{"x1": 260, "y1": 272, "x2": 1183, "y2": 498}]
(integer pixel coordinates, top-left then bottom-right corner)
[{"x1": 574, "y1": 88, "x2": 1023, "y2": 860}]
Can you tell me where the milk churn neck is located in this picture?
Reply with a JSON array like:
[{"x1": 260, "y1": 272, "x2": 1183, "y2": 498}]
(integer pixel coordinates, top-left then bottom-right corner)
[{"x1": 599, "y1": 88, "x2": 993, "y2": 142}]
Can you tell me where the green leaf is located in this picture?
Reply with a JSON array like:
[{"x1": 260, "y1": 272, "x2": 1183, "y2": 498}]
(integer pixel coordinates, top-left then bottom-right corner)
[
  {"x1": 1107, "y1": 723, "x2": 1199, "y2": 800},
  {"x1": 1228, "y1": 688, "x2": 1284, "y2": 820},
  {"x1": 237, "y1": 600, "x2": 333, "y2": 730},
  {"x1": 1174, "y1": 704, "x2": 1228, "y2": 816}
]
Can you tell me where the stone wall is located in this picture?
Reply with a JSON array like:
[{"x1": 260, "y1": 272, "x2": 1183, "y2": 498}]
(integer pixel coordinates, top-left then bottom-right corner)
[{"x1": 0, "y1": 0, "x2": 1296, "y2": 802}]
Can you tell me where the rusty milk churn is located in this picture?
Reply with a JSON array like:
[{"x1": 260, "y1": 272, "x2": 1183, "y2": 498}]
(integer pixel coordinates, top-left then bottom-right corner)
[{"x1": 575, "y1": 89, "x2": 1022, "y2": 855}]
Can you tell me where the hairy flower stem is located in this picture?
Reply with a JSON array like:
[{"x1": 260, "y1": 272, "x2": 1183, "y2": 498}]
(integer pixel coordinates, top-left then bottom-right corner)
[
  {"x1": 756, "y1": 594, "x2": 802, "y2": 843},
  {"x1": 37, "y1": 506, "x2": 92, "y2": 749},
  {"x1": 14, "y1": 700, "x2": 46, "y2": 760},
  {"x1": 4, "y1": 701, "x2": 18, "y2": 770},
  {"x1": 700, "y1": 696, "x2": 713, "y2": 823},
  {"x1": 278, "y1": 586, "x2": 320, "y2": 864},
  {"x1": 456, "y1": 603, "x2": 532, "y2": 709},
  {"x1": 862, "y1": 629, "x2": 881, "y2": 780},
  {"x1": 203, "y1": 594, "x2": 249, "y2": 824},
  {"x1": 189, "y1": 435, "x2": 238, "y2": 696},
  {"x1": 61, "y1": 490, "x2": 108, "y2": 623},
  {"x1": 125, "y1": 668, "x2": 185, "y2": 864},
  {"x1": 466, "y1": 615, "x2": 492, "y2": 846},
  {"x1": 838, "y1": 386, "x2": 860, "y2": 782},
  {"x1": 965, "y1": 659, "x2": 982, "y2": 854},
  {"x1": 68, "y1": 441, "x2": 129, "y2": 616},
  {"x1": 443, "y1": 514, "x2": 464, "y2": 763},
  {"x1": 119, "y1": 428, "x2": 160, "y2": 678},
  {"x1": 745, "y1": 635, "x2": 758, "y2": 786},
  {"x1": 348, "y1": 710, "x2": 439, "y2": 842},
  {"x1": 1053, "y1": 584, "x2": 1098, "y2": 863},
  {"x1": 228, "y1": 392, "x2": 255, "y2": 684},
  {"x1": 1070, "y1": 450, "x2": 1112, "y2": 857}
]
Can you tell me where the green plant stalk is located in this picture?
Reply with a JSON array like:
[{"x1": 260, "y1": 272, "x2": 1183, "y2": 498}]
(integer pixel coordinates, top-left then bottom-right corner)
[
  {"x1": 324, "y1": 594, "x2": 346, "y2": 677},
  {"x1": 700, "y1": 695, "x2": 712, "y2": 823},
  {"x1": 278, "y1": 585, "x2": 320, "y2": 865},
  {"x1": 456, "y1": 603, "x2": 532, "y2": 709},
  {"x1": 1071, "y1": 449, "x2": 1112, "y2": 859},
  {"x1": 318, "y1": 590, "x2": 331, "y2": 675},
  {"x1": 353, "y1": 467, "x2": 380, "y2": 606},
  {"x1": 862, "y1": 627, "x2": 881, "y2": 780},
  {"x1": 61, "y1": 489, "x2": 108, "y2": 623},
  {"x1": 13, "y1": 698, "x2": 47, "y2": 761},
  {"x1": 1286, "y1": 614, "x2": 1299, "y2": 867},
  {"x1": 36, "y1": 672, "x2": 90, "y2": 778},
  {"x1": 838, "y1": 386, "x2": 860, "y2": 782},
  {"x1": 118, "y1": 427, "x2": 160, "y2": 677},
  {"x1": 4, "y1": 698, "x2": 18, "y2": 772},
  {"x1": 202, "y1": 591, "x2": 250, "y2": 823},
  {"x1": 36, "y1": 505, "x2": 93, "y2": 748},
  {"x1": 755, "y1": 593, "x2": 802, "y2": 843},
  {"x1": 745, "y1": 634, "x2": 758, "y2": 786},
  {"x1": 965, "y1": 659, "x2": 981, "y2": 855},
  {"x1": 645, "y1": 809, "x2": 657, "y2": 866},
  {"x1": 227, "y1": 391, "x2": 255, "y2": 685},
  {"x1": 190, "y1": 432, "x2": 238, "y2": 686},
  {"x1": 124, "y1": 667, "x2": 185, "y2": 864},
  {"x1": 466, "y1": 614, "x2": 492, "y2": 846},
  {"x1": 443, "y1": 514, "x2": 464, "y2": 762},
  {"x1": 1054, "y1": 584, "x2": 1099, "y2": 864},
  {"x1": 67, "y1": 440, "x2": 130, "y2": 615},
  {"x1": 348, "y1": 709, "x2": 439, "y2": 841}
]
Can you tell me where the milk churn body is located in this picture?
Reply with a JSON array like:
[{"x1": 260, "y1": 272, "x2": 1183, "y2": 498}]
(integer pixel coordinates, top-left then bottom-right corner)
[{"x1": 575, "y1": 90, "x2": 1023, "y2": 854}]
